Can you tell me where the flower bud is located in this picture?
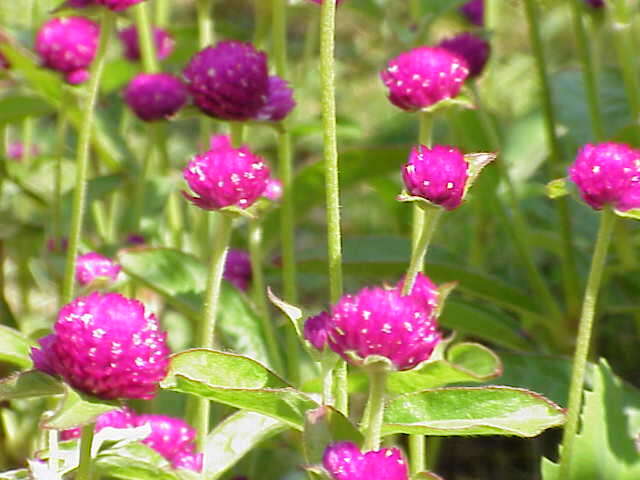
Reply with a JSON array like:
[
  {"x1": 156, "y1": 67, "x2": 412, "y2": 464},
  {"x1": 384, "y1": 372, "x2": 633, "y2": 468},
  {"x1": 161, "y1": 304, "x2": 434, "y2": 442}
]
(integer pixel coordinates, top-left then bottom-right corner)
[
  {"x1": 124, "y1": 73, "x2": 187, "y2": 122},
  {"x1": 119, "y1": 26, "x2": 174, "y2": 62},
  {"x1": 75, "y1": 252, "x2": 121, "y2": 286},
  {"x1": 438, "y1": 32, "x2": 490, "y2": 79},
  {"x1": 459, "y1": 0, "x2": 484, "y2": 26},
  {"x1": 224, "y1": 249, "x2": 252, "y2": 291}
]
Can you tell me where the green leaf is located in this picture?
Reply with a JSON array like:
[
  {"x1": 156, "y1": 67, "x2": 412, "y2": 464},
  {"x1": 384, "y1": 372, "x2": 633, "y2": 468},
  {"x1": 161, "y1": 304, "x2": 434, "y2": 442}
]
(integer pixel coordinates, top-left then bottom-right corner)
[
  {"x1": 96, "y1": 443, "x2": 180, "y2": 480},
  {"x1": 118, "y1": 248, "x2": 271, "y2": 367},
  {"x1": 614, "y1": 208, "x2": 640, "y2": 221},
  {"x1": 0, "y1": 325, "x2": 33, "y2": 368},
  {"x1": 383, "y1": 386, "x2": 565, "y2": 437},
  {"x1": 203, "y1": 411, "x2": 286, "y2": 479},
  {"x1": 303, "y1": 406, "x2": 364, "y2": 465},
  {"x1": 43, "y1": 386, "x2": 119, "y2": 430},
  {"x1": 161, "y1": 349, "x2": 318, "y2": 430},
  {"x1": 0, "y1": 370, "x2": 64, "y2": 400},
  {"x1": 387, "y1": 343, "x2": 502, "y2": 394},
  {"x1": 0, "y1": 95, "x2": 55, "y2": 124},
  {"x1": 0, "y1": 469, "x2": 29, "y2": 480},
  {"x1": 542, "y1": 360, "x2": 640, "y2": 479},
  {"x1": 546, "y1": 178, "x2": 569, "y2": 199}
]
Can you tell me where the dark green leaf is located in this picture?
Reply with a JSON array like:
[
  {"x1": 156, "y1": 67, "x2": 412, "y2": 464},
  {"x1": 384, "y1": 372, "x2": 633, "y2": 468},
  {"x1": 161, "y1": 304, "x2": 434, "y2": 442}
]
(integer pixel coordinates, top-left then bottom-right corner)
[
  {"x1": 0, "y1": 95, "x2": 55, "y2": 124},
  {"x1": 0, "y1": 370, "x2": 64, "y2": 400},
  {"x1": 0, "y1": 325, "x2": 33, "y2": 368}
]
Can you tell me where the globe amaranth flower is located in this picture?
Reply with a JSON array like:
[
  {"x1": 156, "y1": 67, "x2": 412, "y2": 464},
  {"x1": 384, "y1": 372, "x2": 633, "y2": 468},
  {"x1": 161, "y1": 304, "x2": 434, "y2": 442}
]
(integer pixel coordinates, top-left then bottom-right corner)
[
  {"x1": 263, "y1": 178, "x2": 283, "y2": 201},
  {"x1": 65, "y1": 0, "x2": 95, "y2": 7},
  {"x1": 403, "y1": 144, "x2": 469, "y2": 210},
  {"x1": 253, "y1": 75, "x2": 296, "y2": 122},
  {"x1": 307, "y1": 278, "x2": 442, "y2": 371},
  {"x1": 438, "y1": 32, "x2": 490, "y2": 79},
  {"x1": 224, "y1": 249, "x2": 252, "y2": 291},
  {"x1": 35, "y1": 16, "x2": 99, "y2": 85},
  {"x1": 459, "y1": 0, "x2": 484, "y2": 26},
  {"x1": 183, "y1": 134, "x2": 270, "y2": 210},
  {"x1": 6, "y1": 142, "x2": 39, "y2": 160},
  {"x1": 124, "y1": 73, "x2": 187, "y2": 122},
  {"x1": 184, "y1": 41, "x2": 269, "y2": 121},
  {"x1": 381, "y1": 47, "x2": 469, "y2": 112},
  {"x1": 75, "y1": 252, "x2": 122, "y2": 286},
  {"x1": 119, "y1": 26, "x2": 174, "y2": 62},
  {"x1": 96, "y1": 0, "x2": 147, "y2": 11},
  {"x1": 397, "y1": 272, "x2": 439, "y2": 312},
  {"x1": 31, "y1": 292, "x2": 170, "y2": 400},
  {"x1": 61, "y1": 408, "x2": 136, "y2": 441},
  {"x1": 323, "y1": 442, "x2": 409, "y2": 480},
  {"x1": 584, "y1": 0, "x2": 604, "y2": 8},
  {"x1": 568, "y1": 142, "x2": 640, "y2": 211}
]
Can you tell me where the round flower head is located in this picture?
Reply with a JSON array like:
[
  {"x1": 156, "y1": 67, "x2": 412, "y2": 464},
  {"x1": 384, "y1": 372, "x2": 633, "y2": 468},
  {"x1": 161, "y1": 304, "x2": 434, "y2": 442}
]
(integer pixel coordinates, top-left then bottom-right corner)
[
  {"x1": 584, "y1": 0, "x2": 604, "y2": 7},
  {"x1": 323, "y1": 442, "x2": 409, "y2": 480},
  {"x1": 183, "y1": 41, "x2": 269, "y2": 121},
  {"x1": 66, "y1": 0, "x2": 95, "y2": 7},
  {"x1": 381, "y1": 47, "x2": 469, "y2": 112},
  {"x1": 397, "y1": 272, "x2": 439, "y2": 311},
  {"x1": 119, "y1": 26, "x2": 174, "y2": 62},
  {"x1": 124, "y1": 73, "x2": 187, "y2": 122},
  {"x1": 31, "y1": 292, "x2": 170, "y2": 400},
  {"x1": 459, "y1": 0, "x2": 484, "y2": 26},
  {"x1": 75, "y1": 252, "x2": 122, "y2": 286},
  {"x1": 96, "y1": 0, "x2": 146, "y2": 11},
  {"x1": 304, "y1": 312, "x2": 330, "y2": 351},
  {"x1": 224, "y1": 249, "x2": 252, "y2": 291},
  {"x1": 35, "y1": 16, "x2": 99, "y2": 85},
  {"x1": 325, "y1": 284, "x2": 442, "y2": 371},
  {"x1": 61, "y1": 408, "x2": 135, "y2": 441},
  {"x1": 254, "y1": 76, "x2": 296, "y2": 122},
  {"x1": 183, "y1": 134, "x2": 270, "y2": 210},
  {"x1": 568, "y1": 142, "x2": 640, "y2": 211},
  {"x1": 403, "y1": 145, "x2": 469, "y2": 210},
  {"x1": 135, "y1": 415, "x2": 201, "y2": 471},
  {"x1": 263, "y1": 178, "x2": 283, "y2": 201},
  {"x1": 438, "y1": 32, "x2": 490, "y2": 79}
]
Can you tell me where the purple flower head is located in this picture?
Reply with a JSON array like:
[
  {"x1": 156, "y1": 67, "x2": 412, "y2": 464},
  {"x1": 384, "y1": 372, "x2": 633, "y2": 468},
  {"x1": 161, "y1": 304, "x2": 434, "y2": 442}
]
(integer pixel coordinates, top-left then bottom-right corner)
[
  {"x1": 75, "y1": 252, "x2": 122, "y2": 286},
  {"x1": 459, "y1": 0, "x2": 484, "y2": 26},
  {"x1": 66, "y1": 0, "x2": 96, "y2": 7},
  {"x1": 323, "y1": 442, "x2": 409, "y2": 480},
  {"x1": 172, "y1": 452, "x2": 203, "y2": 472},
  {"x1": 381, "y1": 47, "x2": 469, "y2": 112},
  {"x1": 224, "y1": 249, "x2": 252, "y2": 291},
  {"x1": 126, "y1": 233, "x2": 146, "y2": 245},
  {"x1": 61, "y1": 408, "x2": 135, "y2": 441},
  {"x1": 325, "y1": 284, "x2": 442, "y2": 371},
  {"x1": 254, "y1": 75, "x2": 296, "y2": 122},
  {"x1": 438, "y1": 32, "x2": 490, "y2": 79},
  {"x1": 31, "y1": 292, "x2": 170, "y2": 400},
  {"x1": 119, "y1": 26, "x2": 175, "y2": 62},
  {"x1": 124, "y1": 73, "x2": 187, "y2": 122},
  {"x1": 183, "y1": 41, "x2": 269, "y2": 121},
  {"x1": 397, "y1": 272, "x2": 439, "y2": 311},
  {"x1": 6, "y1": 142, "x2": 40, "y2": 160},
  {"x1": 183, "y1": 134, "x2": 270, "y2": 210},
  {"x1": 35, "y1": 16, "x2": 99, "y2": 85},
  {"x1": 304, "y1": 312, "x2": 330, "y2": 350},
  {"x1": 135, "y1": 415, "x2": 201, "y2": 471},
  {"x1": 402, "y1": 145, "x2": 469, "y2": 210},
  {"x1": 96, "y1": 0, "x2": 147, "y2": 11},
  {"x1": 263, "y1": 178, "x2": 283, "y2": 201},
  {"x1": 584, "y1": 0, "x2": 604, "y2": 8},
  {"x1": 309, "y1": 0, "x2": 345, "y2": 4},
  {"x1": 568, "y1": 142, "x2": 640, "y2": 211}
]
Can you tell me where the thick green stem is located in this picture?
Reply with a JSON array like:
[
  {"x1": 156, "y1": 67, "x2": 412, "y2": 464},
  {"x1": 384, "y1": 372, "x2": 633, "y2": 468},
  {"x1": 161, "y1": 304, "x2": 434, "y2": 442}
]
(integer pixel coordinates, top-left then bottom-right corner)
[
  {"x1": 363, "y1": 371, "x2": 388, "y2": 451},
  {"x1": 254, "y1": 0, "x2": 270, "y2": 48},
  {"x1": 412, "y1": 113, "x2": 433, "y2": 252},
  {"x1": 155, "y1": 0, "x2": 170, "y2": 27},
  {"x1": 409, "y1": 435, "x2": 425, "y2": 476},
  {"x1": 134, "y1": 1, "x2": 159, "y2": 74},
  {"x1": 21, "y1": 117, "x2": 34, "y2": 164},
  {"x1": 196, "y1": 0, "x2": 215, "y2": 48},
  {"x1": 76, "y1": 424, "x2": 95, "y2": 480},
  {"x1": 61, "y1": 10, "x2": 115, "y2": 304},
  {"x1": 558, "y1": 209, "x2": 616, "y2": 476},
  {"x1": 402, "y1": 208, "x2": 442, "y2": 296},
  {"x1": 229, "y1": 123, "x2": 244, "y2": 148}
]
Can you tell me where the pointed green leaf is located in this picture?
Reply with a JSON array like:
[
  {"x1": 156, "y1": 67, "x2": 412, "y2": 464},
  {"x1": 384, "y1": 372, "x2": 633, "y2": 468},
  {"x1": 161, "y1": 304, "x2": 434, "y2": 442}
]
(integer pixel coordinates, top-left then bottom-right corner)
[
  {"x1": 0, "y1": 95, "x2": 55, "y2": 124},
  {"x1": 383, "y1": 386, "x2": 565, "y2": 437},
  {"x1": 0, "y1": 370, "x2": 64, "y2": 400},
  {"x1": 43, "y1": 386, "x2": 119, "y2": 430},
  {"x1": 0, "y1": 325, "x2": 33, "y2": 368},
  {"x1": 303, "y1": 406, "x2": 364, "y2": 465}
]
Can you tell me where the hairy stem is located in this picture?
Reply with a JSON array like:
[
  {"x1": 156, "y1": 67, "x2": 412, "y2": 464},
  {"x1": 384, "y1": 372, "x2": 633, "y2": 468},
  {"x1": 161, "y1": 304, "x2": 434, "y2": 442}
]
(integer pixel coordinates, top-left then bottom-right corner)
[{"x1": 363, "y1": 371, "x2": 388, "y2": 452}]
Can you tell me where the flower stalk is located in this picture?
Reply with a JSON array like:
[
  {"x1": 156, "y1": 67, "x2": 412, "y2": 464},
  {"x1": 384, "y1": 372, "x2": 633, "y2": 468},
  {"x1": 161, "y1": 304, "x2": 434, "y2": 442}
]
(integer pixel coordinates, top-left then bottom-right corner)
[
  {"x1": 76, "y1": 424, "x2": 95, "y2": 480},
  {"x1": 363, "y1": 370, "x2": 388, "y2": 452}
]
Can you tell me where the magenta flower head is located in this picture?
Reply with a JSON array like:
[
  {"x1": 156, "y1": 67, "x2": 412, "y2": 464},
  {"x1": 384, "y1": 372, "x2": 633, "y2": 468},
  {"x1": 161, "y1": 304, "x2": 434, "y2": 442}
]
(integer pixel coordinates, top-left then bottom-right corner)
[
  {"x1": 459, "y1": 0, "x2": 484, "y2": 26},
  {"x1": 119, "y1": 26, "x2": 174, "y2": 62},
  {"x1": 183, "y1": 134, "x2": 270, "y2": 210},
  {"x1": 135, "y1": 415, "x2": 202, "y2": 471},
  {"x1": 381, "y1": 47, "x2": 469, "y2": 112},
  {"x1": 75, "y1": 252, "x2": 122, "y2": 286},
  {"x1": 6, "y1": 142, "x2": 39, "y2": 160},
  {"x1": 568, "y1": 142, "x2": 640, "y2": 211},
  {"x1": 65, "y1": 0, "x2": 95, "y2": 7},
  {"x1": 183, "y1": 41, "x2": 269, "y2": 121},
  {"x1": 96, "y1": 0, "x2": 146, "y2": 11},
  {"x1": 323, "y1": 442, "x2": 409, "y2": 480},
  {"x1": 438, "y1": 32, "x2": 490, "y2": 79},
  {"x1": 124, "y1": 73, "x2": 187, "y2": 122},
  {"x1": 31, "y1": 292, "x2": 170, "y2": 400},
  {"x1": 254, "y1": 75, "x2": 296, "y2": 122},
  {"x1": 35, "y1": 16, "x2": 99, "y2": 85},
  {"x1": 397, "y1": 272, "x2": 439, "y2": 311},
  {"x1": 224, "y1": 249, "x2": 252, "y2": 291},
  {"x1": 584, "y1": 0, "x2": 604, "y2": 8},
  {"x1": 263, "y1": 178, "x2": 283, "y2": 201},
  {"x1": 61, "y1": 408, "x2": 135, "y2": 441},
  {"x1": 304, "y1": 312, "x2": 330, "y2": 351},
  {"x1": 403, "y1": 145, "x2": 469, "y2": 210}
]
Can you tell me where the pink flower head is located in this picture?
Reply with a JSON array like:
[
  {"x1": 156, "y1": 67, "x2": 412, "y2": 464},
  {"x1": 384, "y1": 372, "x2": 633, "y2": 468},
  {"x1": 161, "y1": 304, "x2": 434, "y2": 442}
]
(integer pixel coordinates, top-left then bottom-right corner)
[
  {"x1": 323, "y1": 442, "x2": 409, "y2": 480},
  {"x1": 75, "y1": 252, "x2": 122, "y2": 286},
  {"x1": 224, "y1": 249, "x2": 252, "y2": 291},
  {"x1": 66, "y1": 0, "x2": 96, "y2": 7},
  {"x1": 304, "y1": 312, "x2": 330, "y2": 350},
  {"x1": 459, "y1": 0, "x2": 484, "y2": 26},
  {"x1": 183, "y1": 41, "x2": 269, "y2": 121},
  {"x1": 35, "y1": 16, "x2": 99, "y2": 85},
  {"x1": 402, "y1": 145, "x2": 469, "y2": 210},
  {"x1": 323, "y1": 284, "x2": 442, "y2": 371},
  {"x1": 96, "y1": 0, "x2": 146, "y2": 11},
  {"x1": 568, "y1": 142, "x2": 640, "y2": 211},
  {"x1": 254, "y1": 75, "x2": 296, "y2": 122},
  {"x1": 135, "y1": 415, "x2": 201, "y2": 471},
  {"x1": 381, "y1": 47, "x2": 469, "y2": 112},
  {"x1": 183, "y1": 135, "x2": 270, "y2": 210},
  {"x1": 119, "y1": 26, "x2": 175, "y2": 62},
  {"x1": 438, "y1": 32, "x2": 490, "y2": 79},
  {"x1": 124, "y1": 73, "x2": 187, "y2": 122},
  {"x1": 397, "y1": 272, "x2": 439, "y2": 311},
  {"x1": 61, "y1": 408, "x2": 135, "y2": 441},
  {"x1": 31, "y1": 292, "x2": 170, "y2": 400},
  {"x1": 6, "y1": 142, "x2": 39, "y2": 160},
  {"x1": 263, "y1": 178, "x2": 283, "y2": 201}
]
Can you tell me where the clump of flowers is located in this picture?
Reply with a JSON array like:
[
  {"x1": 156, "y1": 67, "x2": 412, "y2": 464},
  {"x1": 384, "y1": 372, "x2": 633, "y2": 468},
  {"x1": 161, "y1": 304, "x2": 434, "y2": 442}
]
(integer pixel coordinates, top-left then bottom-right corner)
[
  {"x1": 119, "y1": 26, "x2": 175, "y2": 62},
  {"x1": 75, "y1": 252, "x2": 122, "y2": 286},
  {"x1": 224, "y1": 249, "x2": 252, "y2": 291},
  {"x1": 568, "y1": 142, "x2": 640, "y2": 211},
  {"x1": 124, "y1": 73, "x2": 187, "y2": 122},
  {"x1": 459, "y1": 0, "x2": 484, "y2": 26},
  {"x1": 253, "y1": 76, "x2": 296, "y2": 123},
  {"x1": 31, "y1": 292, "x2": 170, "y2": 400},
  {"x1": 35, "y1": 16, "x2": 99, "y2": 85},
  {"x1": 323, "y1": 442, "x2": 409, "y2": 480},
  {"x1": 438, "y1": 32, "x2": 490, "y2": 79}
]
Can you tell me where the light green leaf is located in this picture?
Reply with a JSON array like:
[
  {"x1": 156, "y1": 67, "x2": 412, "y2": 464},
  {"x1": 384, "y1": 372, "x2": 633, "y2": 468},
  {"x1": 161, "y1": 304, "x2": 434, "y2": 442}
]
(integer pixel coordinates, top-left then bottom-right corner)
[
  {"x1": 0, "y1": 95, "x2": 55, "y2": 124},
  {"x1": 43, "y1": 386, "x2": 119, "y2": 430},
  {"x1": 0, "y1": 325, "x2": 33, "y2": 368},
  {"x1": 96, "y1": 443, "x2": 180, "y2": 480},
  {"x1": 0, "y1": 469, "x2": 29, "y2": 479},
  {"x1": 0, "y1": 370, "x2": 64, "y2": 400}
]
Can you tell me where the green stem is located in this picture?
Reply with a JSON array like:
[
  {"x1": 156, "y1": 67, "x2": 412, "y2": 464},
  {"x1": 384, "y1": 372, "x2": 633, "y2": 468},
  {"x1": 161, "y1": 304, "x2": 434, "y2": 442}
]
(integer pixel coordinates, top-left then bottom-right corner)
[
  {"x1": 21, "y1": 117, "x2": 34, "y2": 164},
  {"x1": 558, "y1": 208, "x2": 616, "y2": 476},
  {"x1": 254, "y1": 0, "x2": 271, "y2": 48},
  {"x1": 132, "y1": 131, "x2": 154, "y2": 232},
  {"x1": 155, "y1": 0, "x2": 170, "y2": 27},
  {"x1": 409, "y1": 0, "x2": 420, "y2": 22},
  {"x1": 196, "y1": 0, "x2": 215, "y2": 48},
  {"x1": 402, "y1": 207, "x2": 443, "y2": 296},
  {"x1": 53, "y1": 98, "x2": 68, "y2": 270},
  {"x1": 76, "y1": 424, "x2": 95, "y2": 480},
  {"x1": 61, "y1": 10, "x2": 115, "y2": 305},
  {"x1": 363, "y1": 371, "x2": 388, "y2": 451},
  {"x1": 409, "y1": 435, "x2": 425, "y2": 476},
  {"x1": 134, "y1": 1, "x2": 159, "y2": 74},
  {"x1": 412, "y1": 113, "x2": 433, "y2": 252},
  {"x1": 229, "y1": 123, "x2": 244, "y2": 148}
]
